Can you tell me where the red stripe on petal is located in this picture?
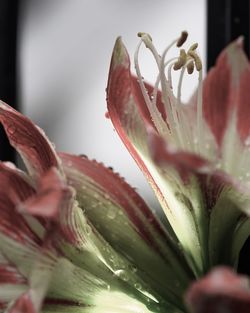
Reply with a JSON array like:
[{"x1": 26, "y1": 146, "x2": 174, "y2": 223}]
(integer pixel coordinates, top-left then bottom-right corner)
[
  {"x1": 237, "y1": 69, "x2": 250, "y2": 141},
  {"x1": 203, "y1": 52, "x2": 232, "y2": 146},
  {"x1": 0, "y1": 265, "x2": 26, "y2": 284},
  {"x1": 0, "y1": 162, "x2": 35, "y2": 203},
  {"x1": 0, "y1": 102, "x2": 60, "y2": 178},
  {"x1": 203, "y1": 39, "x2": 250, "y2": 145},
  {"x1": 0, "y1": 164, "x2": 41, "y2": 244},
  {"x1": 60, "y1": 153, "x2": 170, "y2": 253},
  {"x1": 148, "y1": 127, "x2": 211, "y2": 182},
  {"x1": 107, "y1": 37, "x2": 165, "y2": 132},
  {"x1": 9, "y1": 292, "x2": 36, "y2": 313},
  {"x1": 20, "y1": 167, "x2": 73, "y2": 221},
  {"x1": 185, "y1": 267, "x2": 250, "y2": 313}
]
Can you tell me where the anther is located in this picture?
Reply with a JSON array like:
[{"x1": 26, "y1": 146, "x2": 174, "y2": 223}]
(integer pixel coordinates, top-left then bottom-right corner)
[
  {"x1": 173, "y1": 49, "x2": 187, "y2": 70},
  {"x1": 188, "y1": 51, "x2": 202, "y2": 71},
  {"x1": 188, "y1": 43, "x2": 198, "y2": 52},
  {"x1": 137, "y1": 32, "x2": 152, "y2": 41},
  {"x1": 137, "y1": 32, "x2": 154, "y2": 49},
  {"x1": 187, "y1": 61, "x2": 194, "y2": 74},
  {"x1": 176, "y1": 31, "x2": 188, "y2": 47}
]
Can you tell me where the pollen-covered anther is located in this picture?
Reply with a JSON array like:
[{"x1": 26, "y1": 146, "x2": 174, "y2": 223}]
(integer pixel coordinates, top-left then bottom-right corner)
[
  {"x1": 188, "y1": 50, "x2": 202, "y2": 71},
  {"x1": 176, "y1": 31, "x2": 188, "y2": 47},
  {"x1": 173, "y1": 49, "x2": 187, "y2": 70},
  {"x1": 187, "y1": 61, "x2": 194, "y2": 74},
  {"x1": 137, "y1": 32, "x2": 153, "y2": 48},
  {"x1": 188, "y1": 43, "x2": 198, "y2": 52}
]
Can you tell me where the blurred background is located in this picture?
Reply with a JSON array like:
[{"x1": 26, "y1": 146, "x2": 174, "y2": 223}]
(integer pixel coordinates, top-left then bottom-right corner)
[{"x1": 5, "y1": 0, "x2": 207, "y2": 208}]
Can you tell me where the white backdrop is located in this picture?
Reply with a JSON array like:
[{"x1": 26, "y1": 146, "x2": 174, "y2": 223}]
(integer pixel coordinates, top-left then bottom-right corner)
[{"x1": 19, "y1": 0, "x2": 206, "y2": 208}]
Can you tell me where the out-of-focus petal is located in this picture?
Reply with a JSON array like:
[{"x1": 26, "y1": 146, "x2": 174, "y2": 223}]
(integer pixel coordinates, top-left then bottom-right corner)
[
  {"x1": 0, "y1": 102, "x2": 61, "y2": 180},
  {"x1": 20, "y1": 167, "x2": 72, "y2": 221},
  {"x1": 185, "y1": 267, "x2": 250, "y2": 313},
  {"x1": 0, "y1": 162, "x2": 41, "y2": 245},
  {"x1": 8, "y1": 292, "x2": 36, "y2": 313},
  {"x1": 203, "y1": 38, "x2": 250, "y2": 145}
]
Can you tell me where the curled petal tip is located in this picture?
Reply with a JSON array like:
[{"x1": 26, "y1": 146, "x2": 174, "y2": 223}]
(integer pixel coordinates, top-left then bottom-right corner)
[
  {"x1": 111, "y1": 36, "x2": 129, "y2": 69},
  {"x1": 236, "y1": 36, "x2": 244, "y2": 48}
]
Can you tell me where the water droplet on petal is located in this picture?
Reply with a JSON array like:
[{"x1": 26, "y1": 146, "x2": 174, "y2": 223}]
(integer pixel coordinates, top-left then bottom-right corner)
[
  {"x1": 134, "y1": 283, "x2": 142, "y2": 290},
  {"x1": 85, "y1": 224, "x2": 92, "y2": 236},
  {"x1": 67, "y1": 161, "x2": 73, "y2": 167},
  {"x1": 107, "y1": 207, "x2": 117, "y2": 219},
  {"x1": 114, "y1": 269, "x2": 128, "y2": 281},
  {"x1": 130, "y1": 264, "x2": 137, "y2": 273},
  {"x1": 7, "y1": 125, "x2": 16, "y2": 135},
  {"x1": 245, "y1": 136, "x2": 250, "y2": 146}
]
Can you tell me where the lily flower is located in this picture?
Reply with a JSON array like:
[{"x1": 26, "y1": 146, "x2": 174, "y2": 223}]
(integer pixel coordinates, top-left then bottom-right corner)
[
  {"x1": 0, "y1": 103, "x2": 178, "y2": 313},
  {"x1": 0, "y1": 31, "x2": 249, "y2": 313},
  {"x1": 106, "y1": 32, "x2": 250, "y2": 311}
]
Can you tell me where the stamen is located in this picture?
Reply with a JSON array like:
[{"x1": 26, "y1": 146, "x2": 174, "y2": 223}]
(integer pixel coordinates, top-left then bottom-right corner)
[
  {"x1": 176, "y1": 31, "x2": 188, "y2": 47},
  {"x1": 167, "y1": 58, "x2": 179, "y2": 89},
  {"x1": 134, "y1": 39, "x2": 169, "y2": 137},
  {"x1": 175, "y1": 61, "x2": 195, "y2": 149},
  {"x1": 151, "y1": 58, "x2": 178, "y2": 106},
  {"x1": 187, "y1": 61, "x2": 194, "y2": 74},
  {"x1": 188, "y1": 51, "x2": 202, "y2": 71},
  {"x1": 173, "y1": 49, "x2": 187, "y2": 70},
  {"x1": 140, "y1": 32, "x2": 185, "y2": 145},
  {"x1": 134, "y1": 31, "x2": 204, "y2": 153},
  {"x1": 188, "y1": 43, "x2": 198, "y2": 52}
]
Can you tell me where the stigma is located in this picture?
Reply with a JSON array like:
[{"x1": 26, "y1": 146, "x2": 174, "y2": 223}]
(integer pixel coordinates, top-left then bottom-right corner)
[{"x1": 134, "y1": 31, "x2": 204, "y2": 154}]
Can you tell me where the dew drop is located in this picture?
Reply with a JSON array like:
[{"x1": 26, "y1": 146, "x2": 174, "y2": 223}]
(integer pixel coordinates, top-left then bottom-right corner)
[
  {"x1": 114, "y1": 269, "x2": 128, "y2": 281},
  {"x1": 129, "y1": 264, "x2": 137, "y2": 273},
  {"x1": 7, "y1": 125, "x2": 16, "y2": 135},
  {"x1": 107, "y1": 207, "x2": 117, "y2": 219},
  {"x1": 134, "y1": 283, "x2": 142, "y2": 290},
  {"x1": 245, "y1": 136, "x2": 250, "y2": 146},
  {"x1": 85, "y1": 224, "x2": 92, "y2": 236}
]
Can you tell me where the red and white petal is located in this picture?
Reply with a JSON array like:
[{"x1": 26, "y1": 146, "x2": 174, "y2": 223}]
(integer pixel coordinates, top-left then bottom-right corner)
[
  {"x1": 0, "y1": 102, "x2": 61, "y2": 180},
  {"x1": 0, "y1": 162, "x2": 41, "y2": 245},
  {"x1": 8, "y1": 292, "x2": 36, "y2": 313},
  {"x1": 20, "y1": 167, "x2": 73, "y2": 221},
  {"x1": 59, "y1": 152, "x2": 193, "y2": 308},
  {"x1": 107, "y1": 38, "x2": 210, "y2": 276},
  {"x1": 202, "y1": 37, "x2": 250, "y2": 179},
  {"x1": 203, "y1": 38, "x2": 250, "y2": 146},
  {"x1": 185, "y1": 267, "x2": 250, "y2": 313}
]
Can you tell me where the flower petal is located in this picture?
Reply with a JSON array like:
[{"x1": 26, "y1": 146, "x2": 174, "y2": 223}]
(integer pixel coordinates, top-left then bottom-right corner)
[
  {"x1": 0, "y1": 102, "x2": 61, "y2": 179},
  {"x1": 185, "y1": 267, "x2": 250, "y2": 313},
  {"x1": 20, "y1": 167, "x2": 73, "y2": 221},
  {"x1": 106, "y1": 37, "x2": 167, "y2": 202},
  {"x1": 59, "y1": 152, "x2": 193, "y2": 310},
  {"x1": 8, "y1": 292, "x2": 36, "y2": 313},
  {"x1": 203, "y1": 38, "x2": 250, "y2": 145},
  {"x1": 0, "y1": 162, "x2": 41, "y2": 245},
  {"x1": 107, "y1": 38, "x2": 210, "y2": 276}
]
